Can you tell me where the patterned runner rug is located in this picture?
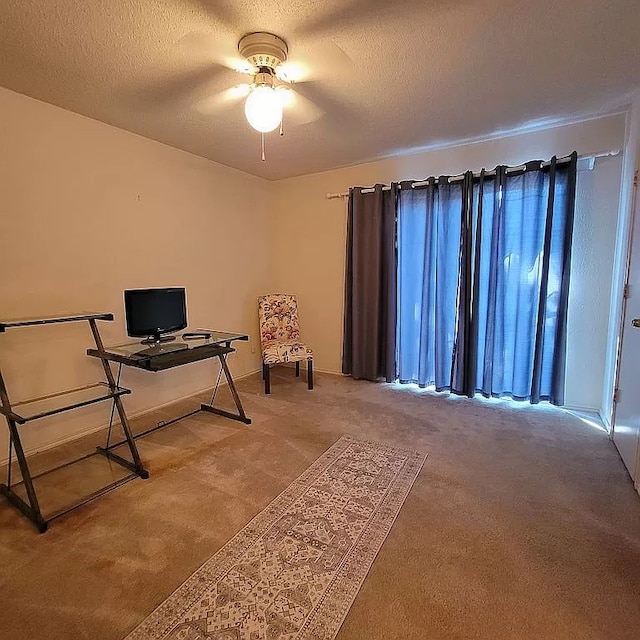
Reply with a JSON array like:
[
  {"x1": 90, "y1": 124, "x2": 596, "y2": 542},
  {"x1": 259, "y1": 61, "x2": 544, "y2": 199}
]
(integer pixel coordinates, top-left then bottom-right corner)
[{"x1": 125, "y1": 436, "x2": 426, "y2": 640}]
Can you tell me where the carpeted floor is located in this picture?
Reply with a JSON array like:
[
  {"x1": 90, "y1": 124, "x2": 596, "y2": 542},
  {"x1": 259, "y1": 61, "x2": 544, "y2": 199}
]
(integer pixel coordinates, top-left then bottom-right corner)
[{"x1": 0, "y1": 369, "x2": 639, "y2": 640}]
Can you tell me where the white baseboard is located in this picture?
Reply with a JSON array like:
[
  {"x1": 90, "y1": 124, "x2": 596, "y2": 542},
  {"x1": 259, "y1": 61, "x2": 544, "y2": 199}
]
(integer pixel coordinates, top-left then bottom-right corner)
[
  {"x1": 269, "y1": 363, "x2": 345, "y2": 377},
  {"x1": 599, "y1": 408, "x2": 612, "y2": 434},
  {"x1": 0, "y1": 368, "x2": 261, "y2": 466},
  {"x1": 563, "y1": 406, "x2": 607, "y2": 431},
  {"x1": 315, "y1": 368, "x2": 346, "y2": 376},
  {"x1": 563, "y1": 403, "x2": 601, "y2": 414}
]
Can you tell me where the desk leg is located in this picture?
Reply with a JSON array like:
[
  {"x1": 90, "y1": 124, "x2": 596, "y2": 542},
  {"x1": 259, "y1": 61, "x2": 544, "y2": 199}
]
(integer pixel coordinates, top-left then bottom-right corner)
[
  {"x1": 88, "y1": 319, "x2": 149, "y2": 479},
  {"x1": 207, "y1": 365, "x2": 224, "y2": 407},
  {"x1": 201, "y1": 354, "x2": 252, "y2": 425}
]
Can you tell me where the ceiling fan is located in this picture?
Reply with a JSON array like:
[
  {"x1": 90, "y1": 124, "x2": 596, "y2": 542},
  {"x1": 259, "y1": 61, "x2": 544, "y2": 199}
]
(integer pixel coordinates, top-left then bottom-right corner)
[
  {"x1": 235, "y1": 32, "x2": 296, "y2": 135},
  {"x1": 171, "y1": 29, "x2": 353, "y2": 160},
  {"x1": 155, "y1": 0, "x2": 433, "y2": 160}
]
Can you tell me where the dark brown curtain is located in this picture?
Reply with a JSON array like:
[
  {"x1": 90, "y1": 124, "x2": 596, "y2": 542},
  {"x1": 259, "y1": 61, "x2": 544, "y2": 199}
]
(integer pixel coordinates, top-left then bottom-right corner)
[{"x1": 342, "y1": 184, "x2": 397, "y2": 382}]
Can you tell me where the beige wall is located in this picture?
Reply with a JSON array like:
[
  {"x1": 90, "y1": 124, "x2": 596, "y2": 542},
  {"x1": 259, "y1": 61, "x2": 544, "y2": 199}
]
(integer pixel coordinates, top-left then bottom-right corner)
[
  {"x1": 570, "y1": 154, "x2": 622, "y2": 410},
  {"x1": 0, "y1": 88, "x2": 627, "y2": 463},
  {"x1": 0, "y1": 87, "x2": 270, "y2": 459},
  {"x1": 270, "y1": 114, "x2": 627, "y2": 412}
]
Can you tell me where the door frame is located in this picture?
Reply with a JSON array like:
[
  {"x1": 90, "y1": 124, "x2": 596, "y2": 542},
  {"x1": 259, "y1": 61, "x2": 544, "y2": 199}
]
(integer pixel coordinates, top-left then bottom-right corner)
[
  {"x1": 610, "y1": 169, "x2": 639, "y2": 439},
  {"x1": 602, "y1": 96, "x2": 640, "y2": 437}
]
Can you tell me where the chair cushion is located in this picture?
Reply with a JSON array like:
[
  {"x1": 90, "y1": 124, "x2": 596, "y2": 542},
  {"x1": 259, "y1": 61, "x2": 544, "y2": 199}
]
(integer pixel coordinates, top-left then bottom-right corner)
[{"x1": 262, "y1": 340, "x2": 313, "y2": 365}]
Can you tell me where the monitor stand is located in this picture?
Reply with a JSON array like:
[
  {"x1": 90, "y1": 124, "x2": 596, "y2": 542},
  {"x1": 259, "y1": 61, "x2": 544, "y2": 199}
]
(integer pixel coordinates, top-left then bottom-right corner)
[{"x1": 141, "y1": 333, "x2": 177, "y2": 345}]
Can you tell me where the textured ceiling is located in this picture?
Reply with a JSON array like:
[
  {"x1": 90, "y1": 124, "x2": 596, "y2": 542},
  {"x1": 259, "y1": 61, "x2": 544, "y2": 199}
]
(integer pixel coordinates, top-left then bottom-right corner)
[{"x1": 0, "y1": 0, "x2": 639, "y2": 180}]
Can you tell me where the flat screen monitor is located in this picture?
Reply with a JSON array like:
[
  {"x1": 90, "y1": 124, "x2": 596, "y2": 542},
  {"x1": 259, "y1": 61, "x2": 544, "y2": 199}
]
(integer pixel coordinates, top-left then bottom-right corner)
[{"x1": 124, "y1": 287, "x2": 187, "y2": 344}]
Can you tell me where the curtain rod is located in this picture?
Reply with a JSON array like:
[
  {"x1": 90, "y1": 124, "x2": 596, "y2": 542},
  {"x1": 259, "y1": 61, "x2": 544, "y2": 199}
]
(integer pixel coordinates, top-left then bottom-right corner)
[{"x1": 325, "y1": 149, "x2": 620, "y2": 200}]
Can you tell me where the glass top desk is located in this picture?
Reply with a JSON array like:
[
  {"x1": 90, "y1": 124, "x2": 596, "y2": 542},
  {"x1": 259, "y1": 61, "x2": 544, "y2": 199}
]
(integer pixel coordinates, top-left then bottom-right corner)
[
  {"x1": 89, "y1": 330, "x2": 248, "y2": 371},
  {"x1": 87, "y1": 330, "x2": 252, "y2": 446}
]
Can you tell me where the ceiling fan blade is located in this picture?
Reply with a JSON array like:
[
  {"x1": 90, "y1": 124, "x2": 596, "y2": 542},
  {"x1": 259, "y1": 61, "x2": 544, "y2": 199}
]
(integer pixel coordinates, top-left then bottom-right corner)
[
  {"x1": 175, "y1": 31, "x2": 254, "y2": 75},
  {"x1": 292, "y1": 82, "x2": 358, "y2": 129},
  {"x1": 195, "y1": 83, "x2": 252, "y2": 115},
  {"x1": 297, "y1": 0, "x2": 423, "y2": 37},
  {"x1": 277, "y1": 41, "x2": 354, "y2": 84},
  {"x1": 278, "y1": 87, "x2": 325, "y2": 126},
  {"x1": 275, "y1": 62, "x2": 308, "y2": 84},
  {"x1": 131, "y1": 63, "x2": 240, "y2": 113},
  {"x1": 138, "y1": 65, "x2": 227, "y2": 104},
  {"x1": 178, "y1": 0, "x2": 245, "y2": 31}
]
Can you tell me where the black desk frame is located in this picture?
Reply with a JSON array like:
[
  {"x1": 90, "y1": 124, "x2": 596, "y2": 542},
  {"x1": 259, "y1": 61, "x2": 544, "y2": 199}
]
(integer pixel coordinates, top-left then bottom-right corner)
[
  {"x1": 87, "y1": 332, "x2": 252, "y2": 453},
  {"x1": 0, "y1": 314, "x2": 149, "y2": 533}
]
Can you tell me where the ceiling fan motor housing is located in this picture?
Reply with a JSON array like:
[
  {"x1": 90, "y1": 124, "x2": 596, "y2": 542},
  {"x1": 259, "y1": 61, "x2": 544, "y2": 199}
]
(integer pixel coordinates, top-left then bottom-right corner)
[{"x1": 239, "y1": 32, "x2": 288, "y2": 71}]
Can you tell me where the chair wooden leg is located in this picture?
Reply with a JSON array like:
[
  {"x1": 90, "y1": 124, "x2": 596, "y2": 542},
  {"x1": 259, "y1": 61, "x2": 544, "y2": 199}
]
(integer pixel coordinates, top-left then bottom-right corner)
[
  {"x1": 307, "y1": 359, "x2": 313, "y2": 390},
  {"x1": 263, "y1": 363, "x2": 271, "y2": 394},
  {"x1": 295, "y1": 361, "x2": 300, "y2": 377}
]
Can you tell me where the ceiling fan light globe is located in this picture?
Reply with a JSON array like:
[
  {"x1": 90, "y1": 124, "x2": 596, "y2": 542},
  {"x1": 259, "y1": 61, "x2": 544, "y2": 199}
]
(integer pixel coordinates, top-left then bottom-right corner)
[{"x1": 244, "y1": 86, "x2": 283, "y2": 133}]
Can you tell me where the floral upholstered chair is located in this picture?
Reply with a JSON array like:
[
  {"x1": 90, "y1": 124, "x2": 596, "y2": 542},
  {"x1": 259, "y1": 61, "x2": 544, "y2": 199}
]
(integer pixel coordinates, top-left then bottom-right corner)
[{"x1": 258, "y1": 294, "x2": 313, "y2": 394}]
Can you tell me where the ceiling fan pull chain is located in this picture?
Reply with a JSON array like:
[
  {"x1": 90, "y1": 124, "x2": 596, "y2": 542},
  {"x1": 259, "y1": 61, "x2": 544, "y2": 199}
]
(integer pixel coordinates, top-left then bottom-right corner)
[
  {"x1": 279, "y1": 116, "x2": 284, "y2": 137},
  {"x1": 261, "y1": 132, "x2": 266, "y2": 161}
]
